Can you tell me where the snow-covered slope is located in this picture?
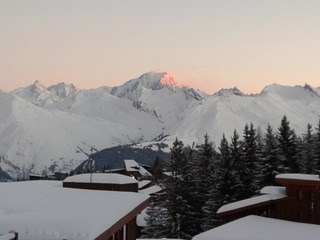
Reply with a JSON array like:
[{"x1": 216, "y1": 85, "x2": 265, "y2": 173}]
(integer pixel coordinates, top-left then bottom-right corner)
[
  {"x1": 169, "y1": 83, "x2": 320, "y2": 144},
  {"x1": 110, "y1": 72, "x2": 206, "y2": 126},
  {"x1": 1, "y1": 72, "x2": 320, "y2": 178}
]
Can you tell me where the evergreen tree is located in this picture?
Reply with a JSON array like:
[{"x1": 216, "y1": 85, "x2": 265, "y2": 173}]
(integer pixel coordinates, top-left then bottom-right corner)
[
  {"x1": 159, "y1": 138, "x2": 204, "y2": 239},
  {"x1": 182, "y1": 144, "x2": 203, "y2": 236},
  {"x1": 229, "y1": 129, "x2": 245, "y2": 200},
  {"x1": 291, "y1": 130, "x2": 301, "y2": 172},
  {"x1": 201, "y1": 170, "x2": 221, "y2": 231},
  {"x1": 144, "y1": 143, "x2": 199, "y2": 239},
  {"x1": 277, "y1": 115, "x2": 299, "y2": 173},
  {"x1": 165, "y1": 138, "x2": 188, "y2": 238},
  {"x1": 202, "y1": 134, "x2": 241, "y2": 231},
  {"x1": 200, "y1": 138, "x2": 219, "y2": 231},
  {"x1": 180, "y1": 144, "x2": 203, "y2": 238},
  {"x1": 194, "y1": 134, "x2": 216, "y2": 216},
  {"x1": 142, "y1": 189, "x2": 170, "y2": 238},
  {"x1": 314, "y1": 119, "x2": 320, "y2": 171},
  {"x1": 144, "y1": 138, "x2": 189, "y2": 239},
  {"x1": 217, "y1": 134, "x2": 239, "y2": 204},
  {"x1": 197, "y1": 134, "x2": 215, "y2": 187},
  {"x1": 300, "y1": 123, "x2": 316, "y2": 173},
  {"x1": 255, "y1": 126, "x2": 265, "y2": 187},
  {"x1": 150, "y1": 156, "x2": 165, "y2": 182},
  {"x1": 195, "y1": 134, "x2": 217, "y2": 232},
  {"x1": 240, "y1": 123, "x2": 259, "y2": 198},
  {"x1": 260, "y1": 124, "x2": 281, "y2": 186}
]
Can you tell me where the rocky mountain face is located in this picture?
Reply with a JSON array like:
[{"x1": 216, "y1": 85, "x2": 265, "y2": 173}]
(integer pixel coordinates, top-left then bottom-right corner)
[{"x1": 0, "y1": 71, "x2": 320, "y2": 179}]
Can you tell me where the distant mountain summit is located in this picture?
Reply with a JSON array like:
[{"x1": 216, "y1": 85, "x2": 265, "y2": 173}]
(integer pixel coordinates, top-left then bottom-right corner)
[
  {"x1": 214, "y1": 87, "x2": 245, "y2": 97},
  {"x1": 13, "y1": 81, "x2": 78, "y2": 106},
  {"x1": 48, "y1": 82, "x2": 78, "y2": 99},
  {"x1": 1, "y1": 71, "x2": 320, "y2": 179},
  {"x1": 110, "y1": 72, "x2": 179, "y2": 100},
  {"x1": 303, "y1": 83, "x2": 320, "y2": 97}
]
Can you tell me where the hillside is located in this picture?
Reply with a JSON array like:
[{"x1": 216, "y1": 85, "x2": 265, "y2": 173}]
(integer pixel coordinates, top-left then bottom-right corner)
[{"x1": 0, "y1": 72, "x2": 320, "y2": 179}]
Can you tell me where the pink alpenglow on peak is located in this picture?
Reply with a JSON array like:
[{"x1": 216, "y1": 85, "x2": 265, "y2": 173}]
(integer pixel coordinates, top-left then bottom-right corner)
[
  {"x1": 159, "y1": 72, "x2": 180, "y2": 88},
  {"x1": 136, "y1": 71, "x2": 180, "y2": 89}
]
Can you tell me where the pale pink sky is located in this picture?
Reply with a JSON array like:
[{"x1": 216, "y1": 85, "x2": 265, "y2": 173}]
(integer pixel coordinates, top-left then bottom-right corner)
[{"x1": 1, "y1": 0, "x2": 319, "y2": 94}]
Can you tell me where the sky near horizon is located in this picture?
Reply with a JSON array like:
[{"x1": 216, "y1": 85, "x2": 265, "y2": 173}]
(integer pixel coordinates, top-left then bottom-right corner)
[{"x1": 1, "y1": 0, "x2": 320, "y2": 94}]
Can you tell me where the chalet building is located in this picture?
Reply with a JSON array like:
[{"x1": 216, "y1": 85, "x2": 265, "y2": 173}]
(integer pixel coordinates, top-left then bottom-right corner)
[
  {"x1": 123, "y1": 160, "x2": 153, "y2": 180},
  {"x1": 275, "y1": 174, "x2": 320, "y2": 224},
  {"x1": 0, "y1": 179, "x2": 149, "y2": 240},
  {"x1": 193, "y1": 215, "x2": 320, "y2": 240},
  {"x1": 29, "y1": 172, "x2": 69, "y2": 181},
  {"x1": 192, "y1": 174, "x2": 320, "y2": 240},
  {"x1": 63, "y1": 173, "x2": 139, "y2": 192},
  {"x1": 138, "y1": 180, "x2": 153, "y2": 190},
  {"x1": 217, "y1": 173, "x2": 320, "y2": 225}
]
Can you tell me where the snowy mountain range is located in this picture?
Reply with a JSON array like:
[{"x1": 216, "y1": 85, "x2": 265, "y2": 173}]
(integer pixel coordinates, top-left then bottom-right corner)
[{"x1": 1, "y1": 71, "x2": 320, "y2": 179}]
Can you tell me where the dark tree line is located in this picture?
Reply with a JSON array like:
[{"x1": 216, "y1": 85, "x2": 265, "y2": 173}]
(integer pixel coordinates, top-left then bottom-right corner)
[{"x1": 142, "y1": 116, "x2": 320, "y2": 239}]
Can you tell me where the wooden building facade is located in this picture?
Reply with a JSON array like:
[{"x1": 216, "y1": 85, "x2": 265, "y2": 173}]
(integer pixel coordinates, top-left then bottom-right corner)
[
  {"x1": 275, "y1": 174, "x2": 320, "y2": 224},
  {"x1": 63, "y1": 173, "x2": 139, "y2": 192},
  {"x1": 218, "y1": 174, "x2": 320, "y2": 225},
  {"x1": 63, "y1": 181, "x2": 138, "y2": 192},
  {"x1": 95, "y1": 199, "x2": 149, "y2": 240}
]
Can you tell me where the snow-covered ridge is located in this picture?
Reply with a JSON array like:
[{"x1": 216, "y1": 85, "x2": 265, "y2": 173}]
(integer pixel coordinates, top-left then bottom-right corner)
[
  {"x1": 260, "y1": 83, "x2": 320, "y2": 99},
  {"x1": 213, "y1": 87, "x2": 245, "y2": 97},
  {"x1": 1, "y1": 72, "x2": 320, "y2": 179},
  {"x1": 303, "y1": 83, "x2": 320, "y2": 97},
  {"x1": 13, "y1": 80, "x2": 78, "y2": 106},
  {"x1": 48, "y1": 82, "x2": 78, "y2": 99},
  {"x1": 110, "y1": 72, "x2": 179, "y2": 100}
]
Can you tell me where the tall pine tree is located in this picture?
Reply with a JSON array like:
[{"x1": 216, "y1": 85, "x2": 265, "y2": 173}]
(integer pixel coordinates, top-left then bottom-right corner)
[
  {"x1": 194, "y1": 134, "x2": 217, "y2": 231},
  {"x1": 217, "y1": 134, "x2": 240, "y2": 204},
  {"x1": 277, "y1": 115, "x2": 300, "y2": 173},
  {"x1": 260, "y1": 124, "x2": 281, "y2": 186},
  {"x1": 229, "y1": 129, "x2": 245, "y2": 200},
  {"x1": 199, "y1": 134, "x2": 222, "y2": 231},
  {"x1": 314, "y1": 119, "x2": 320, "y2": 171},
  {"x1": 240, "y1": 123, "x2": 259, "y2": 198},
  {"x1": 300, "y1": 123, "x2": 316, "y2": 173}
]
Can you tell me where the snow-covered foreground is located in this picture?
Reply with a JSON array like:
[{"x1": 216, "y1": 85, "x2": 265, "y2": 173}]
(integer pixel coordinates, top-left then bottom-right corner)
[
  {"x1": 0, "y1": 180, "x2": 149, "y2": 240},
  {"x1": 193, "y1": 215, "x2": 320, "y2": 240}
]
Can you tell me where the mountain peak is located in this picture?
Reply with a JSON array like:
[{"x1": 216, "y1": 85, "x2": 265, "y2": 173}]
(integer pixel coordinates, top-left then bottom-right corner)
[
  {"x1": 137, "y1": 71, "x2": 179, "y2": 89},
  {"x1": 304, "y1": 83, "x2": 320, "y2": 97},
  {"x1": 159, "y1": 72, "x2": 179, "y2": 87},
  {"x1": 214, "y1": 87, "x2": 244, "y2": 97},
  {"x1": 110, "y1": 71, "x2": 180, "y2": 99},
  {"x1": 48, "y1": 82, "x2": 78, "y2": 99},
  {"x1": 31, "y1": 80, "x2": 47, "y2": 93}
]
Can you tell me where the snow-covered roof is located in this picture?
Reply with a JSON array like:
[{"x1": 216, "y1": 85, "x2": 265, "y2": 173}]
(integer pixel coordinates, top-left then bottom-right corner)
[
  {"x1": 260, "y1": 186, "x2": 286, "y2": 196},
  {"x1": 139, "y1": 185, "x2": 162, "y2": 195},
  {"x1": 217, "y1": 194, "x2": 285, "y2": 214},
  {"x1": 0, "y1": 180, "x2": 149, "y2": 240},
  {"x1": 276, "y1": 173, "x2": 320, "y2": 182},
  {"x1": 138, "y1": 180, "x2": 151, "y2": 189},
  {"x1": 192, "y1": 215, "x2": 320, "y2": 240},
  {"x1": 124, "y1": 159, "x2": 152, "y2": 176},
  {"x1": 64, "y1": 173, "x2": 138, "y2": 184}
]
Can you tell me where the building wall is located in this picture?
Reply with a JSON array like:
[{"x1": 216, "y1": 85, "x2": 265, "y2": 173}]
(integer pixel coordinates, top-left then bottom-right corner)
[
  {"x1": 95, "y1": 199, "x2": 149, "y2": 240},
  {"x1": 219, "y1": 177, "x2": 320, "y2": 225},
  {"x1": 63, "y1": 182, "x2": 138, "y2": 192},
  {"x1": 274, "y1": 184, "x2": 320, "y2": 224}
]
